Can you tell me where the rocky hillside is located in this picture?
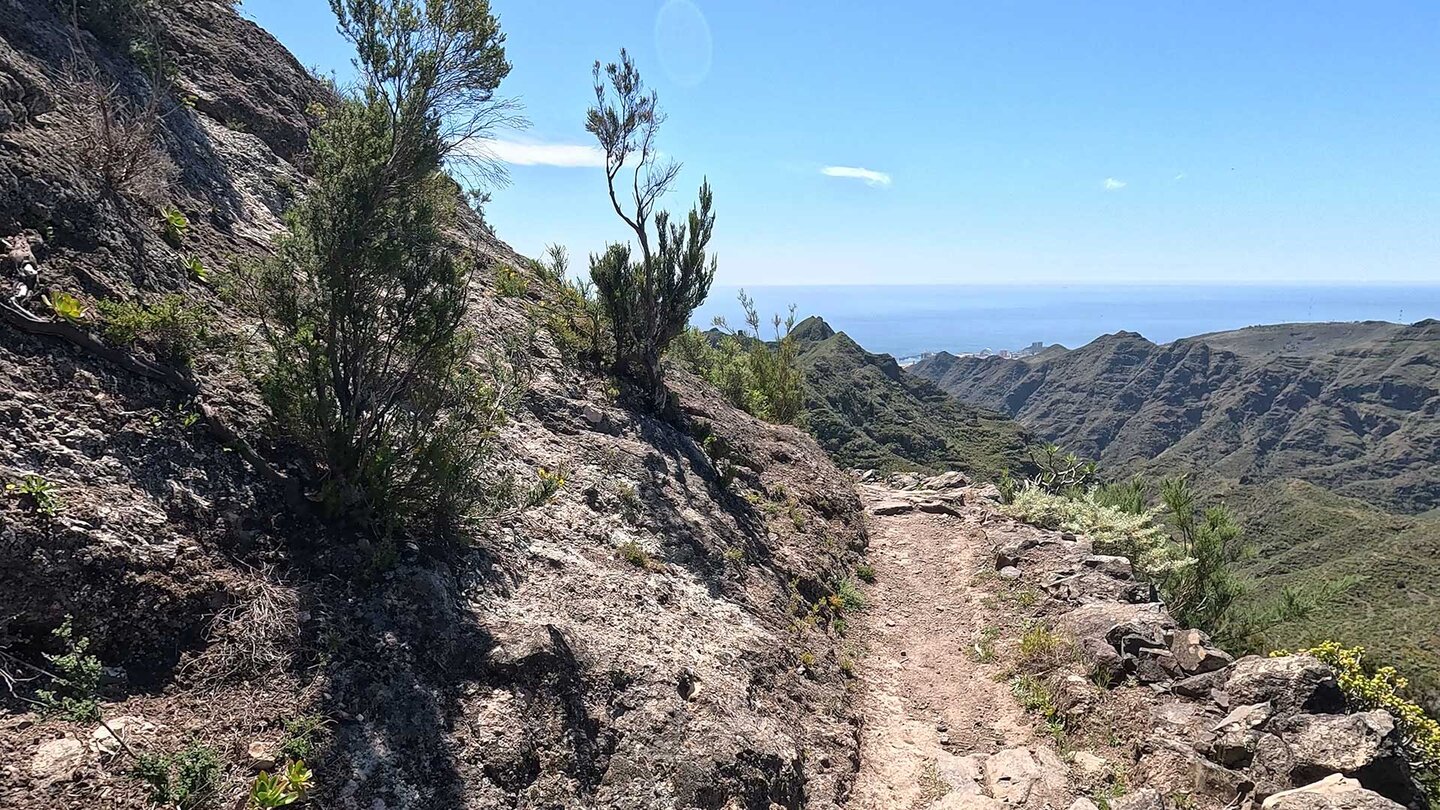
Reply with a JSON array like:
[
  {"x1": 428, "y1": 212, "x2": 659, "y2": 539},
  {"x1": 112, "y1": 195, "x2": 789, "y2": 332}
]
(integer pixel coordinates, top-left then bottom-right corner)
[
  {"x1": 911, "y1": 322, "x2": 1440, "y2": 707},
  {"x1": 911, "y1": 322, "x2": 1440, "y2": 514},
  {"x1": 852, "y1": 473, "x2": 1434, "y2": 810},
  {"x1": 792, "y1": 316, "x2": 1031, "y2": 478},
  {"x1": 0, "y1": 3, "x2": 870, "y2": 807}
]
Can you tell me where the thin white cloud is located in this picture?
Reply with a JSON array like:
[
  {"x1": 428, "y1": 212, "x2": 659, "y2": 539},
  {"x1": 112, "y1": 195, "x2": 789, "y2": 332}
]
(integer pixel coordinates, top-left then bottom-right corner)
[
  {"x1": 1103, "y1": 177, "x2": 1127, "y2": 191},
  {"x1": 1174, "y1": 172, "x2": 1187, "y2": 181},
  {"x1": 822, "y1": 165, "x2": 892, "y2": 187},
  {"x1": 469, "y1": 138, "x2": 605, "y2": 168}
]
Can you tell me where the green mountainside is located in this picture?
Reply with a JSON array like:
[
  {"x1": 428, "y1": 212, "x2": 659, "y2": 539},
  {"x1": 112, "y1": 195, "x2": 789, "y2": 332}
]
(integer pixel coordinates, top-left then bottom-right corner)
[
  {"x1": 790, "y1": 317, "x2": 1031, "y2": 479},
  {"x1": 910, "y1": 320, "x2": 1440, "y2": 708}
]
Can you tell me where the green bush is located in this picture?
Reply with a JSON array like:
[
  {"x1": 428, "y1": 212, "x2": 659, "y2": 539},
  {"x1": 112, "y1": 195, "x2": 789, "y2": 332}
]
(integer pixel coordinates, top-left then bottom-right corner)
[
  {"x1": 1029, "y1": 443, "x2": 1098, "y2": 495},
  {"x1": 229, "y1": 0, "x2": 517, "y2": 544},
  {"x1": 1017, "y1": 624, "x2": 1074, "y2": 673},
  {"x1": 833, "y1": 578, "x2": 865, "y2": 612},
  {"x1": 7, "y1": 473, "x2": 62, "y2": 516},
  {"x1": 160, "y1": 205, "x2": 189, "y2": 246},
  {"x1": 1003, "y1": 486, "x2": 1173, "y2": 574},
  {"x1": 45, "y1": 291, "x2": 87, "y2": 323},
  {"x1": 97, "y1": 294, "x2": 211, "y2": 366},
  {"x1": 494, "y1": 264, "x2": 529, "y2": 297},
  {"x1": 673, "y1": 290, "x2": 805, "y2": 425},
  {"x1": 132, "y1": 743, "x2": 220, "y2": 809},
  {"x1": 249, "y1": 760, "x2": 313, "y2": 808},
  {"x1": 1005, "y1": 480, "x2": 1345, "y2": 651},
  {"x1": 36, "y1": 616, "x2": 101, "y2": 722}
]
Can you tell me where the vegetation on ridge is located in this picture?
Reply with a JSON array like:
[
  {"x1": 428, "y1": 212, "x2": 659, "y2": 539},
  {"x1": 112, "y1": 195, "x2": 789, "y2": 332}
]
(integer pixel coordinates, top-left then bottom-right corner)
[{"x1": 229, "y1": 0, "x2": 520, "y2": 544}]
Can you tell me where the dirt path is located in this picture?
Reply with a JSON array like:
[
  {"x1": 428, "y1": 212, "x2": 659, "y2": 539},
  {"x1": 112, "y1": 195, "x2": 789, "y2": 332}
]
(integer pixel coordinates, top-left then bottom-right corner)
[{"x1": 848, "y1": 484, "x2": 1075, "y2": 809}]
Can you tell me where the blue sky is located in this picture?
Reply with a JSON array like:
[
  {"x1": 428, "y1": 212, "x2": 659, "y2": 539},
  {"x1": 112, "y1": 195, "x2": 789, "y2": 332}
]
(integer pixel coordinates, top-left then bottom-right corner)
[{"x1": 241, "y1": 1, "x2": 1439, "y2": 286}]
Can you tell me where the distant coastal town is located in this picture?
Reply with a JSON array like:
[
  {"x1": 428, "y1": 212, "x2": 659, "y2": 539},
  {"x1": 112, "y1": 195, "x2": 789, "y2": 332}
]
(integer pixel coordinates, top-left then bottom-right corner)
[{"x1": 898, "y1": 341, "x2": 1047, "y2": 367}]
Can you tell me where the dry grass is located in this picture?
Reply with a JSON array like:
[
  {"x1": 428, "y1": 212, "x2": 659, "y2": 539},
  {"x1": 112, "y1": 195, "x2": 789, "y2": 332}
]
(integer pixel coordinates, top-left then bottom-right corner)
[
  {"x1": 62, "y1": 65, "x2": 176, "y2": 203},
  {"x1": 184, "y1": 564, "x2": 300, "y2": 686}
]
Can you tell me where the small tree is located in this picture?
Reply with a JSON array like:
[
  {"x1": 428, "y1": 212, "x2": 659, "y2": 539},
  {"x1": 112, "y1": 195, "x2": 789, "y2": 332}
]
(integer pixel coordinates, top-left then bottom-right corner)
[
  {"x1": 233, "y1": 0, "x2": 519, "y2": 542},
  {"x1": 1157, "y1": 475, "x2": 1248, "y2": 633},
  {"x1": 586, "y1": 49, "x2": 717, "y2": 412}
]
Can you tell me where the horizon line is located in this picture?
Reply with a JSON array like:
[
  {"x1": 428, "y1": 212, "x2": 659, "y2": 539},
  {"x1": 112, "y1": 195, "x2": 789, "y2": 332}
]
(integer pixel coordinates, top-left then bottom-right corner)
[{"x1": 709, "y1": 280, "x2": 1440, "y2": 289}]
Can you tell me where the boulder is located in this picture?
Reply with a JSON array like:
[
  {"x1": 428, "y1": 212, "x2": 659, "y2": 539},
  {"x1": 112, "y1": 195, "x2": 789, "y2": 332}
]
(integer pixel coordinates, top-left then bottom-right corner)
[
  {"x1": 1068, "y1": 801, "x2": 1101, "y2": 810},
  {"x1": 1171, "y1": 628, "x2": 1235, "y2": 675},
  {"x1": 1134, "y1": 734, "x2": 1255, "y2": 804},
  {"x1": 30, "y1": 736, "x2": 85, "y2": 784},
  {"x1": 982, "y1": 747, "x2": 1066, "y2": 806},
  {"x1": 998, "y1": 566, "x2": 1023, "y2": 581},
  {"x1": 1262, "y1": 774, "x2": 1406, "y2": 809},
  {"x1": 1070, "y1": 750, "x2": 1110, "y2": 781},
  {"x1": 1058, "y1": 602, "x2": 1176, "y2": 652},
  {"x1": 1134, "y1": 647, "x2": 1185, "y2": 683},
  {"x1": 916, "y1": 499, "x2": 962, "y2": 517},
  {"x1": 962, "y1": 483, "x2": 1003, "y2": 503},
  {"x1": 1253, "y1": 711, "x2": 1418, "y2": 807},
  {"x1": 871, "y1": 500, "x2": 914, "y2": 516},
  {"x1": 1225, "y1": 655, "x2": 1344, "y2": 715},
  {"x1": 1081, "y1": 554, "x2": 1133, "y2": 579},
  {"x1": 922, "y1": 471, "x2": 971, "y2": 490},
  {"x1": 1173, "y1": 667, "x2": 1231, "y2": 699},
  {"x1": 1203, "y1": 702, "x2": 1273, "y2": 768},
  {"x1": 90, "y1": 715, "x2": 156, "y2": 756}
]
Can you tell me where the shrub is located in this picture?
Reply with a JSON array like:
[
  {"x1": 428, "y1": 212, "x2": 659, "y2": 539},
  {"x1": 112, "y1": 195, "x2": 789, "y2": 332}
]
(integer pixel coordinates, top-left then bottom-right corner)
[
  {"x1": 278, "y1": 715, "x2": 326, "y2": 762},
  {"x1": 525, "y1": 466, "x2": 566, "y2": 507},
  {"x1": 97, "y1": 294, "x2": 210, "y2": 366},
  {"x1": 618, "y1": 539, "x2": 656, "y2": 570},
  {"x1": 1005, "y1": 482, "x2": 1344, "y2": 650},
  {"x1": 832, "y1": 578, "x2": 865, "y2": 612},
  {"x1": 586, "y1": 50, "x2": 717, "y2": 412},
  {"x1": 1285, "y1": 642, "x2": 1440, "y2": 796},
  {"x1": 494, "y1": 264, "x2": 529, "y2": 297},
  {"x1": 1094, "y1": 476, "x2": 1148, "y2": 515},
  {"x1": 855, "y1": 563, "x2": 876, "y2": 583},
  {"x1": 36, "y1": 616, "x2": 101, "y2": 722},
  {"x1": 183, "y1": 256, "x2": 209, "y2": 283},
  {"x1": 133, "y1": 743, "x2": 221, "y2": 809},
  {"x1": 229, "y1": 0, "x2": 517, "y2": 543},
  {"x1": 1017, "y1": 625, "x2": 1073, "y2": 673},
  {"x1": 1029, "y1": 443, "x2": 1097, "y2": 495},
  {"x1": 1158, "y1": 476, "x2": 1247, "y2": 634},
  {"x1": 674, "y1": 290, "x2": 805, "y2": 425},
  {"x1": 1003, "y1": 486, "x2": 1173, "y2": 575}
]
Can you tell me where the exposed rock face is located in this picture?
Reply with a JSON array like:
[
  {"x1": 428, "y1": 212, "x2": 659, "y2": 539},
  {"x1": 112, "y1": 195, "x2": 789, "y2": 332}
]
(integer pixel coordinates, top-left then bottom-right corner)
[{"x1": 977, "y1": 501, "x2": 1432, "y2": 810}]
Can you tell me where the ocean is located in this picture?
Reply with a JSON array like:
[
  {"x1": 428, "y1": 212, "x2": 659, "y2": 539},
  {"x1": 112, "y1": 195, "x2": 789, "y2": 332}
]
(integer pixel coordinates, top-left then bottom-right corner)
[{"x1": 690, "y1": 285, "x2": 1440, "y2": 359}]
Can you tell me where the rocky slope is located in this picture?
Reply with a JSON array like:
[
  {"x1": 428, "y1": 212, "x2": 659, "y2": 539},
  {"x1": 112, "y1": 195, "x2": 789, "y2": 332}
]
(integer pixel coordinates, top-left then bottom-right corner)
[
  {"x1": 911, "y1": 322, "x2": 1440, "y2": 707},
  {"x1": 0, "y1": 3, "x2": 869, "y2": 807},
  {"x1": 855, "y1": 475, "x2": 1432, "y2": 810},
  {"x1": 792, "y1": 317, "x2": 1031, "y2": 479}
]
